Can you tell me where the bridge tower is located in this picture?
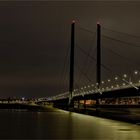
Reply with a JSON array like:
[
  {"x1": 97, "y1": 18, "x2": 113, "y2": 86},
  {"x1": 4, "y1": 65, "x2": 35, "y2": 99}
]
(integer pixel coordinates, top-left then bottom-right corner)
[
  {"x1": 96, "y1": 22, "x2": 101, "y2": 106},
  {"x1": 69, "y1": 20, "x2": 75, "y2": 106},
  {"x1": 96, "y1": 22, "x2": 101, "y2": 88}
]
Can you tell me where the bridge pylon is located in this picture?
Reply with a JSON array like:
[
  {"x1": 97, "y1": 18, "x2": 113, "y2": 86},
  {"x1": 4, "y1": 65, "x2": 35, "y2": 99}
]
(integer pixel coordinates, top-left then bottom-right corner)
[
  {"x1": 96, "y1": 22, "x2": 101, "y2": 88},
  {"x1": 68, "y1": 20, "x2": 75, "y2": 107}
]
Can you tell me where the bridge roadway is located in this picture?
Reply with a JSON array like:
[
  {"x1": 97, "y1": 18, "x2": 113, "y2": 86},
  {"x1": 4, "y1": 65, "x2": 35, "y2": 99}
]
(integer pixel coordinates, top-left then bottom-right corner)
[
  {"x1": 42, "y1": 82, "x2": 140, "y2": 107},
  {"x1": 46, "y1": 86, "x2": 140, "y2": 109},
  {"x1": 47, "y1": 82, "x2": 140, "y2": 101}
]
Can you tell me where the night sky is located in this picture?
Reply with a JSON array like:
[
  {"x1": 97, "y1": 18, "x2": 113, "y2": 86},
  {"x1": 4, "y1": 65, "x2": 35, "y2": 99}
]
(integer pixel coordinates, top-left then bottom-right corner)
[{"x1": 0, "y1": 1, "x2": 140, "y2": 98}]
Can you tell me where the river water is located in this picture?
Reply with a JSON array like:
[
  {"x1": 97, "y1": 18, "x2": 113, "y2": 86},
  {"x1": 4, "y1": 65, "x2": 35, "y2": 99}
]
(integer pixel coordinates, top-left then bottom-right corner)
[{"x1": 0, "y1": 108, "x2": 140, "y2": 139}]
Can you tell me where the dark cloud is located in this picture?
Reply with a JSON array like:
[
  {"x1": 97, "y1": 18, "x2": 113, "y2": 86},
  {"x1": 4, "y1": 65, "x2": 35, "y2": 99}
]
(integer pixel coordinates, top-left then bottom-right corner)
[{"x1": 0, "y1": 1, "x2": 140, "y2": 98}]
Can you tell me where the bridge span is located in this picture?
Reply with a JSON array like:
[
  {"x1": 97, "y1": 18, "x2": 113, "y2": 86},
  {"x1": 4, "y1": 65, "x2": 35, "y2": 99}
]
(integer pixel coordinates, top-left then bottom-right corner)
[{"x1": 38, "y1": 21, "x2": 140, "y2": 123}]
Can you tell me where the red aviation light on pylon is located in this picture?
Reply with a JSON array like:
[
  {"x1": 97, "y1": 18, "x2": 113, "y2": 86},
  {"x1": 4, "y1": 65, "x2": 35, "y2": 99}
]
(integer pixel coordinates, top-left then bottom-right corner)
[
  {"x1": 97, "y1": 21, "x2": 100, "y2": 25},
  {"x1": 72, "y1": 20, "x2": 76, "y2": 23}
]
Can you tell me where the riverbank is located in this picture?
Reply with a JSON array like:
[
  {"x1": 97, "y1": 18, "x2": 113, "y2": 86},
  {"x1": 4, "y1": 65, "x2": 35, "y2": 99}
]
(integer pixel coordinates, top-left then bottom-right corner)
[
  {"x1": 52, "y1": 104, "x2": 140, "y2": 124},
  {"x1": 67, "y1": 107, "x2": 140, "y2": 124}
]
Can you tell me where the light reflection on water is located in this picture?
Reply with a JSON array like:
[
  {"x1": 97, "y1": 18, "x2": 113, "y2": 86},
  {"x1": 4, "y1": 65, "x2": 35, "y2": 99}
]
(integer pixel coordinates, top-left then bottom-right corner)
[{"x1": 0, "y1": 109, "x2": 140, "y2": 139}]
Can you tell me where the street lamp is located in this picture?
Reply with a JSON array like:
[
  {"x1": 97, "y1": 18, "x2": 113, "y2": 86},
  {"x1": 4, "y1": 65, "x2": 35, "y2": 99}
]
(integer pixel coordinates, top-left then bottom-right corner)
[
  {"x1": 116, "y1": 84, "x2": 119, "y2": 87},
  {"x1": 123, "y1": 74, "x2": 127, "y2": 78},
  {"x1": 111, "y1": 85, "x2": 114, "y2": 89},
  {"x1": 122, "y1": 83, "x2": 126, "y2": 86},
  {"x1": 107, "y1": 79, "x2": 111, "y2": 82},
  {"x1": 134, "y1": 70, "x2": 138, "y2": 75},
  {"x1": 101, "y1": 81, "x2": 104, "y2": 84},
  {"x1": 115, "y1": 77, "x2": 118, "y2": 80}
]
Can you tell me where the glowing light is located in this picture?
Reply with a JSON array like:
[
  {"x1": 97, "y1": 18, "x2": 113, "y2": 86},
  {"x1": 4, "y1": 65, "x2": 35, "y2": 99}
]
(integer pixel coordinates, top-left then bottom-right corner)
[
  {"x1": 111, "y1": 86, "x2": 114, "y2": 88},
  {"x1": 134, "y1": 70, "x2": 138, "y2": 75},
  {"x1": 130, "y1": 82, "x2": 133, "y2": 84},
  {"x1": 101, "y1": 81, "x2": 104, "y2": 84},
  {"x1": 97, "y1": 21, "x2": 100, "y2": 25},
  {"x1": 96, "y1": 83, "x2": 99, "y2": 85},
  {"x1": 123, "y1": 74, "x2": 127, "y2": 78},
  {"x1": 115, "y1": 77, "x2": 118, "y2": 80},
  {"x1": 122, "y1": 83, "x2": 126, "y2": 86},
  {"x1": 72, "y1": 20, "x2": 75, "y2": 23},
  {"x1": 107, "y1": 79, "x2": 111, "y2": 82}
]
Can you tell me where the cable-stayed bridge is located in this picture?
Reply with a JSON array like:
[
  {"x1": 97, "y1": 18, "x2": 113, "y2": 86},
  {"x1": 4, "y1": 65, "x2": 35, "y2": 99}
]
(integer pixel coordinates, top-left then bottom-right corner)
[{"x1": 38, "y1": 21, "x2": 140, "y2": 115}]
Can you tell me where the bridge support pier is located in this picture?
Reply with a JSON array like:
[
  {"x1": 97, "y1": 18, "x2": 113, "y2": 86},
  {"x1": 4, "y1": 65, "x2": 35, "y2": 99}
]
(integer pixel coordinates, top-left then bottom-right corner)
[
  {"x1": 84, "y1": 100, "x2": 86, "y2": 111},
  {"x1": 68, "y1": 99, "x2": 74, "y2": 111},
  {"x1": 77, "y1": 100, "x2": 80, "y2": 109}
]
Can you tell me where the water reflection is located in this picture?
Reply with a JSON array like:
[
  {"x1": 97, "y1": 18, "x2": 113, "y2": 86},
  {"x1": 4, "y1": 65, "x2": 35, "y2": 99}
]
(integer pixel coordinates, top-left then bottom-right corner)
[
  {"x1": 0, "y1": 109, "x2": 140, "y2": 139},
  {"x1": 69, "y1": 112, "x2": 140, "y2": 139}
]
